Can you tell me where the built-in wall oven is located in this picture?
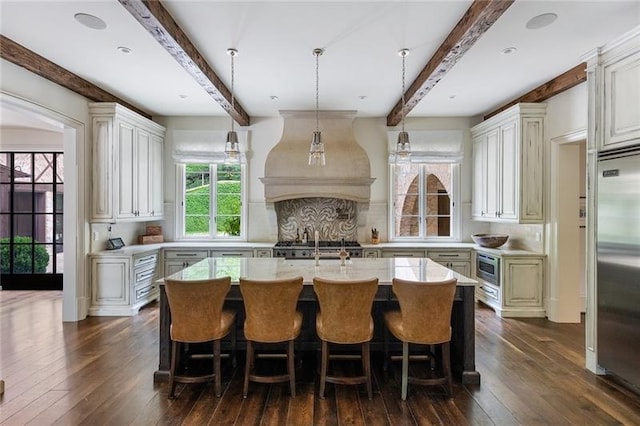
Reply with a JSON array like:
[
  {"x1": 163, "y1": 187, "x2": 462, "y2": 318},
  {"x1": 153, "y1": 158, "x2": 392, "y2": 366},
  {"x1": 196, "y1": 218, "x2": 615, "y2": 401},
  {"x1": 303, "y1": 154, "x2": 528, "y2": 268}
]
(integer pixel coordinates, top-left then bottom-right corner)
[{"x1": 476, "y1": 252, "x2": 500, "y2": 286}]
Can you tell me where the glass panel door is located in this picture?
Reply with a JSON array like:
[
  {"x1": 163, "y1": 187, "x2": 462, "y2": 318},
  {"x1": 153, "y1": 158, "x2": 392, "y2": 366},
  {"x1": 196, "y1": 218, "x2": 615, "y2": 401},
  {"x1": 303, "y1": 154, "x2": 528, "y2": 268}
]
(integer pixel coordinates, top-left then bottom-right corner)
[{"x1": 0, "y1": 152, "x2": 63, "y2": 290}]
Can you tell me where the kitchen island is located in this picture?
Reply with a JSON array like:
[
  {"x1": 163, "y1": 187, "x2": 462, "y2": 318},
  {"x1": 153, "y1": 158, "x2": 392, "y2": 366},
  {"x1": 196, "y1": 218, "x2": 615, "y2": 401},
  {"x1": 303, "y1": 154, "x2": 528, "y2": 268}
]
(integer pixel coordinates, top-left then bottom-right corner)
[{"x1": 154, "y1": 257, "x2": 480, "y2": 385}]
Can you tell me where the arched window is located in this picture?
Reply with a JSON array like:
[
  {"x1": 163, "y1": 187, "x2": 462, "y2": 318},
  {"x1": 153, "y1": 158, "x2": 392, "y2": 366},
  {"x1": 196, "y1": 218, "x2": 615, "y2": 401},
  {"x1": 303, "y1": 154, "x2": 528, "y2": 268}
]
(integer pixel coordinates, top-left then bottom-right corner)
[{"x1": 391, "y1": 163, "x2": 458, "y2": 240}]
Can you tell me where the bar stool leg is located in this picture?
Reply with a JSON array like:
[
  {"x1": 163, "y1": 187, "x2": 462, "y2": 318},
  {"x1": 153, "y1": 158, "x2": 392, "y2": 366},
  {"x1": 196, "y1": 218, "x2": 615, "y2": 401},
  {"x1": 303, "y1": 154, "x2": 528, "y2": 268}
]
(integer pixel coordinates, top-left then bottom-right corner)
[
  {"x1": 214, "y1": 340, "x2": 222, "y2": 397},
  {"x1": 401, "y1": 341, "x2": 409, "y2": 401},
  {"x1": 319, "y1": 340, "x2": 329, "y2": 399},
  {"x1": 231, "y1": 325, "x2": 237, "y2": 369},
  {"x1": 383, "y1": 327, "x2": 389, "y2": 371},
  {"x1": 287, "y1": 339, "x2": 296, "y2": 397},
  {"x1": 363, "y1": 341, "x2": 372, "y2": 400},
  {"x1": 243, "y1": 340, "x2": 253, "y2": 398},
  {"x1": 442, "y1": 342, "x2": 453, "y2": 397}
]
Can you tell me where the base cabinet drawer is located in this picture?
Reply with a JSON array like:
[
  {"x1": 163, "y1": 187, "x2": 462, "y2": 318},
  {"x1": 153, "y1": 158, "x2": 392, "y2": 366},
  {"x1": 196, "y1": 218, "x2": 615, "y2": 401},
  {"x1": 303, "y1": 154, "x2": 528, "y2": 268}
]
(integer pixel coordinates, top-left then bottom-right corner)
[{"x1": 476, "y1": 282, "x2": 499, "y2": 305}]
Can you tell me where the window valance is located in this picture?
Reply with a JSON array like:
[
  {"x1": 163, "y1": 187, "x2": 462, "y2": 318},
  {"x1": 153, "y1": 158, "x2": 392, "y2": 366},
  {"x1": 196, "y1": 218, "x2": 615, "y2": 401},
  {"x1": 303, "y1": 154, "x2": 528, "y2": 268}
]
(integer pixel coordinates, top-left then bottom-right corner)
[
  {"x1": 388, "y1": 130, "x2": 464, "y2": 163},
  {"x1": 172, "y1": 129, "x2": 248, "y2": 163}
]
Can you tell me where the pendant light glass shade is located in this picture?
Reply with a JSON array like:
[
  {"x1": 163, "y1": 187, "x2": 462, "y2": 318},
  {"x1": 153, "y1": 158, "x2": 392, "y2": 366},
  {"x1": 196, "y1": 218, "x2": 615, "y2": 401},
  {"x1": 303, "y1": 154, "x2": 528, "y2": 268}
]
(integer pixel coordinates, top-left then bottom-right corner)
[
  {"x1": 309, "y1": 130, "x2": 325, "y2": 166},
  {"x1": 396, "y1": 48, "x2": 411, "y2": 163},
  {"x1": 309, "y1": 48, "x2": 325, "y2": 166},
  {"x1": 225, "y1": 48, "x2": 240, "y2": 162}
]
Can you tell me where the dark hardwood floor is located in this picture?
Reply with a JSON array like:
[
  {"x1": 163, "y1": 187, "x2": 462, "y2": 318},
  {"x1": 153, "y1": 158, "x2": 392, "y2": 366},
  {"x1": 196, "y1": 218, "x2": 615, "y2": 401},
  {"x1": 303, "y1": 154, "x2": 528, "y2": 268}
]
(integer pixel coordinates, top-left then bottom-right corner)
[{"x1": 1, "y1": 291, "x2": 639, "y2": 425}]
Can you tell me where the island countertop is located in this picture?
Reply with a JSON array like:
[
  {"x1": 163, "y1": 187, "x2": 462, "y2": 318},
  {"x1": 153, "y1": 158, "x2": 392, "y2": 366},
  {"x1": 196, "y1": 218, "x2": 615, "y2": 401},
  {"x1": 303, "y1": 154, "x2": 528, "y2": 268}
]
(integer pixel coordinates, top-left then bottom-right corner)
[{"x1": 162, "y1": 257, "x2": 477, "y2": 286}]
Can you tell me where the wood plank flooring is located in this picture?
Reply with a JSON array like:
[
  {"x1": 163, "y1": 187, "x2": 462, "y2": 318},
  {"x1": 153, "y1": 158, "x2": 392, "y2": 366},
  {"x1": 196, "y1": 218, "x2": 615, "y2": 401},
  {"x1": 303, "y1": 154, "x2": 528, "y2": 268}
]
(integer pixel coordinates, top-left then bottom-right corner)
[{"x1": 1, "y1": 291, "x2": 639, "y2": 425}]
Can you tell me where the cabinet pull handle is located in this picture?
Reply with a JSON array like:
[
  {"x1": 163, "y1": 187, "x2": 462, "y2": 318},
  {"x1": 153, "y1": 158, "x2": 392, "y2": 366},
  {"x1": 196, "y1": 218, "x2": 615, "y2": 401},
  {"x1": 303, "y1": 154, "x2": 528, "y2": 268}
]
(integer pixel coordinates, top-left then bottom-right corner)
[
  {"x1": 221, "y1": 253, "x2": 243, "y2": 257},
  {"x1": 176, "y1": 253, "x2": 198, "y2": 257},
  {"x1": 137, "y1": 271, "x2": 155, "y2": 281},
  {"x1": 138, "y1": 255, "x2": 156, "y2": 264},
  {"x1": 438, "y1": 254, "x2": 460, "y2": 258}
]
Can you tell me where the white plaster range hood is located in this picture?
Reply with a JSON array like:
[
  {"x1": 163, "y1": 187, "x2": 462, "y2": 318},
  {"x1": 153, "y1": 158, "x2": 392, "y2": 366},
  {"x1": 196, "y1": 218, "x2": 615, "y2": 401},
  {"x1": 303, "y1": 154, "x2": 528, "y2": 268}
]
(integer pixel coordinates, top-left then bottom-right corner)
[{"x1": 260, "y1": 110, "x2": 375, "y2": 203}]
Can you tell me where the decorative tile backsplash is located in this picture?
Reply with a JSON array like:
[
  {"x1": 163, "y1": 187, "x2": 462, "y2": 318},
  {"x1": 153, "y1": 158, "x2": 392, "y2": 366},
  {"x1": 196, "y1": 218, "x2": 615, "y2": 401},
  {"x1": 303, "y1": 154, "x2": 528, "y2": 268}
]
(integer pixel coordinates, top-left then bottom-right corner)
[{"x1": 275, "y1": 197, "x2": 358, "y2": 241}]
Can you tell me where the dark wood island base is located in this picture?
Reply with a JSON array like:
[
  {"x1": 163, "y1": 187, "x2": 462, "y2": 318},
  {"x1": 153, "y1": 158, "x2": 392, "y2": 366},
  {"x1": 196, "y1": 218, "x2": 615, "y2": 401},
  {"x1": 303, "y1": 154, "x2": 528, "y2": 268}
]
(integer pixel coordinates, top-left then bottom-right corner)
[{"x1": 154, "y1": 281, "x2": 480, "y2": 386}]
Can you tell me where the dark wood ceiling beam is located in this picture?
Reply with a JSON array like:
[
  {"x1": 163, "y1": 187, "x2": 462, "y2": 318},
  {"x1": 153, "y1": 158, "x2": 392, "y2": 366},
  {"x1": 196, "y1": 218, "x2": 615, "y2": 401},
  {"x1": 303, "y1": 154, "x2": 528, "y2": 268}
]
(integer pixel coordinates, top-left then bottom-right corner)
[
  {"x1": 387, "y1": 0, "x2": 514, "y2": 126},
  {"x1": 0, "y1": 35, "x2": 151, "y2": 119},
  {"x1": 483, "y1": 62, "x2": 587, "y2": 120},
  {"x1": 119, "y1": 0, "x2": 250, "y2": 126}
]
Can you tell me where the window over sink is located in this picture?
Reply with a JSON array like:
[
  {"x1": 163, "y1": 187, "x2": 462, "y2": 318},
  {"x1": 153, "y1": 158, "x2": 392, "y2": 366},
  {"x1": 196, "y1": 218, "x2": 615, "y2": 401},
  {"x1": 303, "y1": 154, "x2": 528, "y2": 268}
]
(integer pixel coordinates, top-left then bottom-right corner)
[
  {"x1": 175, "y1": 163, "x2": 246, "y2": 240},
  {"x1": 390, "y1": 163, "x2": 460, "y2": 241}
]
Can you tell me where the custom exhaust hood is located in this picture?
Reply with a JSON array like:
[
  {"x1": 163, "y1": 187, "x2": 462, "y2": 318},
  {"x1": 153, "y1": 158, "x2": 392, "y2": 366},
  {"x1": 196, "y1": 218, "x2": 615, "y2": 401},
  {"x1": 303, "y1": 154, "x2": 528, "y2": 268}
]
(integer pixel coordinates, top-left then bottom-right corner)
[{"x1": 260, "y1": 110, "x2": 375, "y2": 203}]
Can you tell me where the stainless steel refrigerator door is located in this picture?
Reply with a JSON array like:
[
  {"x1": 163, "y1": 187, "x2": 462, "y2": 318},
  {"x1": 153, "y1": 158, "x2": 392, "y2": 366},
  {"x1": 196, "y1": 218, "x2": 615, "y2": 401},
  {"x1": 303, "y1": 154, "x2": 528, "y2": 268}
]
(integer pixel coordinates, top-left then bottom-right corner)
[{"x1": 597, "y1": 150, "x2": 640, "y2": 390}]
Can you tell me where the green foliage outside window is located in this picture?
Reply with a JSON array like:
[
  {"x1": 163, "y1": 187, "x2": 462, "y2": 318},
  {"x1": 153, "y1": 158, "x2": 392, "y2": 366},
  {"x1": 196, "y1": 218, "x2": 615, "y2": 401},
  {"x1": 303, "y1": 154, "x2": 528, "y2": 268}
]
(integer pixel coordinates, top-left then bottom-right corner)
[
  {"x1": 0, "y1": 236, "x2": 50, "y2": 273},
  {"x1": 184, "y1": 163, "x2": 241, "y2": 237}
]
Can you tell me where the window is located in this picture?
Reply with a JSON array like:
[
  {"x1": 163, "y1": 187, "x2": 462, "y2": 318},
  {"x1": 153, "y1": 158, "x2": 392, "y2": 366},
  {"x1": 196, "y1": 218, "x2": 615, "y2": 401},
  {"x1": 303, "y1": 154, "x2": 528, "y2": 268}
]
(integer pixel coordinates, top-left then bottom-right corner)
[
  {"x1": 390, "y1": 162, "x2": 459, "y2": 240},
  {"x1": 177, "y1": 163, "x2": 245, "y2": 240}
]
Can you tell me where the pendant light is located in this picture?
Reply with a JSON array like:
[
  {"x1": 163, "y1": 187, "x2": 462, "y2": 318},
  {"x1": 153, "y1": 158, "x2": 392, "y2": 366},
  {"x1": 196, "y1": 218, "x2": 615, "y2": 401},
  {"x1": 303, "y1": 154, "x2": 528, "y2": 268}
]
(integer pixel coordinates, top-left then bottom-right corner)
[
  {"x1": 224, "y1": 48, "x2": 240, "y2": 162},
  {"x1": 308, "y1": 48, "x2": 325, "y2": 166},
  {"x1": 396, "y1": 48, "x2": 411, "y2": 163}
]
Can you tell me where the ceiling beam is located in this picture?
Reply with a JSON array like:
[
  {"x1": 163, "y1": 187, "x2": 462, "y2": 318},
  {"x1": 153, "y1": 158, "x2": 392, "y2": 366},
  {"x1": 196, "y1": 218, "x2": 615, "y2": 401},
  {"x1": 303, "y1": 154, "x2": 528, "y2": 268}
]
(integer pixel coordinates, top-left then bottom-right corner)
[
  {"x1": 483, "y1": 62, "x2": 587, "y2": 120},
  {"x1": 0, "y1": 35, "x2": 151, "y2": 119},
  {"x1": 119, "y1": 0, "x2": 251, "y2": 126},
  {"x1": 387, "y1": 0, "x2": 514, "y2": 126}
]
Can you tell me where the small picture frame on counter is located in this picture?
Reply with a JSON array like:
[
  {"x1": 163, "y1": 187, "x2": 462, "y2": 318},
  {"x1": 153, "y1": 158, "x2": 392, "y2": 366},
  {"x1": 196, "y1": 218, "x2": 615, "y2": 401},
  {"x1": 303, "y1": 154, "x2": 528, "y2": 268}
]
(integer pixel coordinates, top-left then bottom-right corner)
[{"x1": 106, "y1": 237, "x2": 125, "y2": 250}]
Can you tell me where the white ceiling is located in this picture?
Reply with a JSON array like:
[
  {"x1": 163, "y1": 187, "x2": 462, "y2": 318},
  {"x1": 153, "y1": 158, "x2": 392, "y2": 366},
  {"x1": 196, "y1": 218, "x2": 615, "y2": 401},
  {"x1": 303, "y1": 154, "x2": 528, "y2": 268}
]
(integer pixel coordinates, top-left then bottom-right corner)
[{"x1": 1, "y1": 1, "x2": 639, "y2": 124}]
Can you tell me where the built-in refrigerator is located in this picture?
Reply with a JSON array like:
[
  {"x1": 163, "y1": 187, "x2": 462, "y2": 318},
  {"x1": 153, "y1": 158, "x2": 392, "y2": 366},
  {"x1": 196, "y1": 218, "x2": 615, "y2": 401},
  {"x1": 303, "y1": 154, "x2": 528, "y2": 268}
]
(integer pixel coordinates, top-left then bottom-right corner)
[{"x1": 597, "y1": 146, "x2": 640, "y2": 391}]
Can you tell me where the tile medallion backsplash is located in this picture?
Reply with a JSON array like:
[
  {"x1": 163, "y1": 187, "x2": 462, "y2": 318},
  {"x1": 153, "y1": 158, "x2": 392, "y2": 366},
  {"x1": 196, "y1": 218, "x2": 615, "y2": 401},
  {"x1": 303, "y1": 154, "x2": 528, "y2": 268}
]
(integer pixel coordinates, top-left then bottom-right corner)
[{"x1": 275, "y1": 197, "x2": 358, "y2": 241}]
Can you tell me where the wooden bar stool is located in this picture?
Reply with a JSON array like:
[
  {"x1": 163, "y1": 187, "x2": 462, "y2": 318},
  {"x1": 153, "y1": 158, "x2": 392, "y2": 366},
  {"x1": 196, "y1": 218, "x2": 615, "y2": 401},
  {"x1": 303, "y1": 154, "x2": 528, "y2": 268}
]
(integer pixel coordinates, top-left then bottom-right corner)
[
  {"x1": 164, "y1": 276, "x2": 236, "y2": 398},
  {"x1": 313, "y1": 277, "x2": 378, "y2": 400},
  {"x1": 384, "y1": 277, "x2": 457, "y2": 400},
  {"x1": 239, "y1": 276, "x2": 303, "y2": 398}
]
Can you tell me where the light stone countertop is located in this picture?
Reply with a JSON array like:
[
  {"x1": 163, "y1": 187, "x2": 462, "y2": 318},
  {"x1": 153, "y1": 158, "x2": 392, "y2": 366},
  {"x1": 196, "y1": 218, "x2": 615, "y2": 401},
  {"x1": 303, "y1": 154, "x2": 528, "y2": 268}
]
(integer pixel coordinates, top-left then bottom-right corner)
[
  {"x1": 91, "y1": 241, "x2": 541, "y2": 257},
  {"x1": 162, "y1": 257, "x2": 477, "y2": 286}
]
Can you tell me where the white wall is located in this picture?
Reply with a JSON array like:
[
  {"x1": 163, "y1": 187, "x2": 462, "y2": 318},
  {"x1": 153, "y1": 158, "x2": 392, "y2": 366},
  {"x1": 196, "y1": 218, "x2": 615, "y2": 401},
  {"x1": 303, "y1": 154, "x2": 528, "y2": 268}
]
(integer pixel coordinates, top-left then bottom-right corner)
[
  {"x1": 0, "y1": 128, "x2": 63, "y2": 149},
  {"x1": 156, "y1": 114, "x2": 483, "y2": 243},
  {"x1": 1, "y1": 58, "x2": 91, "y2": 321},
  {"x1": 544, "y1": 82, "x2": 588, "y2": 323}
]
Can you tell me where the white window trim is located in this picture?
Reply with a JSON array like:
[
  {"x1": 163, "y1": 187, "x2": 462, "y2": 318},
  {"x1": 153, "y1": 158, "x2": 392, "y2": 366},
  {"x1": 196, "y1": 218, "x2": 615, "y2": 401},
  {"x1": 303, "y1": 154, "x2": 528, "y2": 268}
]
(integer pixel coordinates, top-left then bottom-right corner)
[
  {"x1": 174, "y1": 163, "x2": 247, "y2": 241},
  {"x1": 388, "y1": 163, "x2": 461, "y2": 242}
]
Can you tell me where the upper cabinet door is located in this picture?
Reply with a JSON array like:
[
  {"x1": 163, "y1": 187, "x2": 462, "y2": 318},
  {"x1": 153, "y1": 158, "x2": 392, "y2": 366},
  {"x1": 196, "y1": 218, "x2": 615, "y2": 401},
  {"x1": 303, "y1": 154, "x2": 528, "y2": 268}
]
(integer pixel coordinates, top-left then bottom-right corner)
[
  {"x1": 150, "y1": 135, "x2": 164, "y2": 219},
  {"x1": 603, "y1": 50, "x2": 640, "y2": 150},
  {"x1": 89, "y1": 103, "x2": 166, "y2": 223},
  {"x1": 117, "y1": 121, "x2": 136, "y2": 220},
  {"x1": 470, "y1": 103, "x2": 546, "y2": 224},
  {"x1": 499, "y1": 121, "x2": 518, "y2": 220},
  {"x1": 485, "y1": 128, "x2": 500, "y2": 219}
]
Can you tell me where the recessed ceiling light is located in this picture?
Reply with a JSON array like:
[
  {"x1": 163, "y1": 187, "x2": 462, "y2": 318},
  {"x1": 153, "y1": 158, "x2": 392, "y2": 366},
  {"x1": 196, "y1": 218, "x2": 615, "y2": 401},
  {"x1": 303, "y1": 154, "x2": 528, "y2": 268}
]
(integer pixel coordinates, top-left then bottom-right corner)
[
  {"x1": 178, "y1": 94, "x2": 188, "y2": 99},
  {"x1": 526, "y1": 13, "x2": 558, "y2": 30},
  {"x1": 74, "y1": 13, "x2": 106, "y2": 30},
  {"x1": 502, "y1": 47, "x2": 517, "y2": 55},
  {"x1": 117, "y1": 46, "x2": 132, "y2": 54},
  {"x1": 358, "y1": 95, "x2": 367, "y2": 100},
  {"x1": 449, "y1": 95, "x2": 456, "y2": 100},
  {"x1": 270, "y1": 95, "x2": 279, "y2": 101}
]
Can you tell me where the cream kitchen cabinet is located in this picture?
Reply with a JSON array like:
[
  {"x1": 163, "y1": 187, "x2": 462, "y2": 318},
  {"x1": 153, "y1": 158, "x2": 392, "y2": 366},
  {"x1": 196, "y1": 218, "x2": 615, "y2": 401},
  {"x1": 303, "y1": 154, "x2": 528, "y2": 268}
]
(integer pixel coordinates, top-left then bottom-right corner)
[
  {"x1": 471, "y1": 103, "x2": 546, "y2": 223},
  {"x1": 381, "y1": 248, "x2": 427, "y2": 258},
  {"x1": 209, "y1": 249, "x2": 253, "y2": 258},
  {"x1": 163, "y1": 249, "x2": 209, "y2": 277},
  {"x1": 474, "y1": 249, "x2": 545, "y2": 318},
  {"x1": 427, "y1": 249, "x2": 472, "y2": 277},
  {"x1": 600, "y1": 31, "x2": 640, "y2": 151},
  {"x1": 254, "y1": 249, "x2": 273, "y2": 258},
  {"x1": 90, "y1": 103, "x2": 165, "y2": 223},
  {"x1": 89, "y1": 250, "x2": 160, "y2": 316},
  {"x1": 363, "y1": 248, "x2": 381, "y2": 259}
]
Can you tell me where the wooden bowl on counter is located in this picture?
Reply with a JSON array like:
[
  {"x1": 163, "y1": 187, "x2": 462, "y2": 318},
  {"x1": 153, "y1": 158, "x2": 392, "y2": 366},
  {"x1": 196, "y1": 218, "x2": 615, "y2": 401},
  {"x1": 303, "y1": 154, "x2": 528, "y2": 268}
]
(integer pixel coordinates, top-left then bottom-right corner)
[{"x1": 471, "y1": 233, "x2": 509, "y2": 248}]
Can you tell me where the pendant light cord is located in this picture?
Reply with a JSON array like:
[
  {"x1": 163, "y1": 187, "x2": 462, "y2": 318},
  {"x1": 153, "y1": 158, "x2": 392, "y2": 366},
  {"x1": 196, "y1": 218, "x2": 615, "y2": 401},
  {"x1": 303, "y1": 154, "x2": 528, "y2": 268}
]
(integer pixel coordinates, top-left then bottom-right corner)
[
  {"x1": 401, "y1": 49, "x2": 406, "y2": 133},
  {"x1": 230, "y1": 50, "x2": 235, "y2": 132},
  {"x1": 315, "y1": 49, "x2": 320, "y2": 133}
]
